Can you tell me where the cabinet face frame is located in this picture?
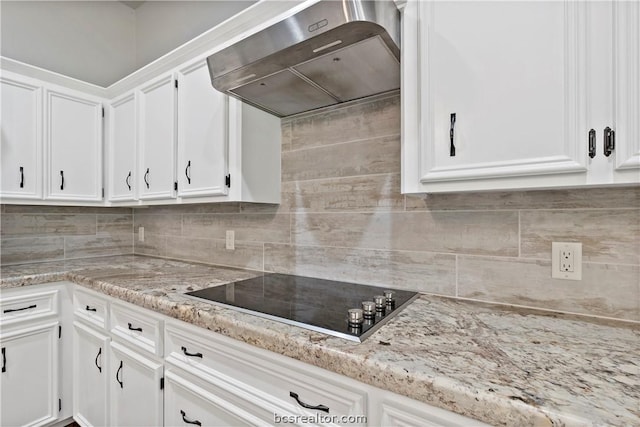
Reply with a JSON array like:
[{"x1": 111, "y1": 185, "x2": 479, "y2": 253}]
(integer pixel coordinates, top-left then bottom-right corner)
[
  {"x1": 0, "y1": 74, "x2": 44, "y2": 200},
  {"x1": 416, "y1": 0, "x2": 588, "y2": 184},
  {"x1": 45, "y1": 89, "x2": 103, "y2": 201}
]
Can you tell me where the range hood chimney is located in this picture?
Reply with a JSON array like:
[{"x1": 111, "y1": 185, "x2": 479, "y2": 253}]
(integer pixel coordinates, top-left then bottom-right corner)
[{"x1": 207, "y1": 0, "x2": 400, "y2": 118}]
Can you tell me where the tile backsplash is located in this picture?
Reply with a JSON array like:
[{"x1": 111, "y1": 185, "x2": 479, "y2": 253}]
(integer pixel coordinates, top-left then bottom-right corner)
[
  {"x1": 2, "y1": 93, "x2": 638, "y2": 322},
  {"x1": 0, "y1": 205, "x2": 133, "y2": 264}
]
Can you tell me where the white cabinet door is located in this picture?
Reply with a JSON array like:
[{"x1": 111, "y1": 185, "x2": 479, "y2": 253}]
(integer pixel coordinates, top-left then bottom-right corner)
[
  {"x1": 164, "y1": 369, "x2": 262, "y2": 427},
  {"x1": 109, "y1": 340, "x2": 163, "y2": 427},
  {"x1": 176, "y1": 60, "x2": 229, "y2": 198},
  {"x1": 73, "y1": 321, "x2": 109, "y2": 427},
  {"x1": 0, "y1": 321, "x2": 59, "y2": 427},
  {"x1": 108, "y1": 92, "x2": 137, "y2": 202},
  {"x1": 402, "y1": 1, "x2": 590, "y2": 193},
  {"x1": 0, "y1": 73, "x2": 43, "y2": 200},
  {"x1": 138, "y1": 73, "x2": 176, "y2": 200},
  {"x1": 46, "y1": 89, "x2": 103, "y2": 201},
  {"x1": 613, "y1": 0, "x2": 640, "y2": 176}
]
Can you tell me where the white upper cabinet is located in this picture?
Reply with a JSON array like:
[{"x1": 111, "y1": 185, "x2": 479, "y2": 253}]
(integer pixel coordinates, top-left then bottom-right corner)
[
  {"x1": 46, "y1": 88, "x2": 103, "y2": 201},
  {"x1": 0, "y1": 73, "x2": 43, "y2": 200},
  {"x1": 401, "y1": 0, "x2": 639, "y2": 193},
  {"x1": 107, "y1": 92, "x2": 137, "y2": 202},
  {"x1": 138, "y1": 73, "x2": 177, "y2": 201},
  {"x1": 176, "y1": 60, "x2": 229, "y2": 198},
  {"x1": 613, "y1": 1, "x2": 640, "y2": 174}
]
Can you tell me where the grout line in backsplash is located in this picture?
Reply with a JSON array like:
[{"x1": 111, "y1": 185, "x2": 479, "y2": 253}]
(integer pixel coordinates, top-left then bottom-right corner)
[
  {"x1": 455, "y1": 254, "x2": 459, "y2": 297},
  {"x1": 518, "y1": 210, "x2": 521, "y2": 258}
]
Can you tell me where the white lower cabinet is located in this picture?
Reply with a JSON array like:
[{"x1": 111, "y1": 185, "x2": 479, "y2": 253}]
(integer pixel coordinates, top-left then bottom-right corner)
[
  {"x1": 64, "y1": 285, "x2": 485, "y2": 427},
  {"x1": 73, "y1": 321, "x2": 109, "y2": 427},
  {"x1": 0, "y1": 321, "x2": 59, "y2": 427},
  {"x1": 109, "y1": 340, "x2": 164, "y2": 427}
]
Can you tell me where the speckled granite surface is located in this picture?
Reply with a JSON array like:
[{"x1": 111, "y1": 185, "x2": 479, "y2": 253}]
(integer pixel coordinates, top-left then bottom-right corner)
[{"x1": 1, "y1": 255, "x2": 638, "y2": 426}]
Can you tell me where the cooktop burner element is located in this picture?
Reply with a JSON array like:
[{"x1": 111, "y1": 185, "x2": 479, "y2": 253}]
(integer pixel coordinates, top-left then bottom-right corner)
[{"x1": 184, "y1": 273, "x2": 419, "y2": 342}]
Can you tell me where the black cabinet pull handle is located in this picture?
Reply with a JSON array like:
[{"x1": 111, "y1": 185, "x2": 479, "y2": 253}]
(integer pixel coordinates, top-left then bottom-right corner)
[
  {"x1": 180, "y1": 410, "x2": 202, "y2": 426},
  {"x1": 144, "y1": 168, "x2": 150, "y2": 189},
  {"x1": 126, "y1": 171, "x2": 132, "y2": 191},
  {"x1": 19, "y1": 166, "x2": 24, "y2": 188},
  {"x1": 185, "y1": 161, "x2": 191, "y2": 184},
  {"x1": 604, "y1": 126, "x2": 615, "y2": 157},
  {"x1": 449, "y1": 113, "x2": 456, "y2": 157},
  {"x1": 181, "y1": 346, "x2": 202, "y2": 358},
  {"x1": 2, "y1": 347, "x2": 6, "y2": 373},
  {"x1": 289, "y1": 391, "x2": 329, "y2": 413},
  {"x1": 127, "y1": 322, "x2": 142, "y2": 332},
  {"x1": 85, "y1": 305, "x2": 97, "y2": 312},
  {"x1": 116, "y1": 360, "x2": 123, "y2": 388},
  {"x1": 4, "y1": 304, "x2": 37, "y2": 313},
  {"x1": 60, "y1": 170, "x2": 65, "y2": 190},
  {"x1": 588, "y1": 129, "x2": 596, "y2": 158},
  {"x1": 95, "y1": 347, "x2": 102, "y2": 372}
]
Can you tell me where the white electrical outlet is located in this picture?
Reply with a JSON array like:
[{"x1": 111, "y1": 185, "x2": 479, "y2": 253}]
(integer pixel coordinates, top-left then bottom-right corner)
[
  {"x1": 226, "y1": 230, "x2": 235, "y2": 250},
  {"x1": 552, "y1": 242, "x2": 582, "y2": 280},
  {"x1": 138, "y1": 226, "x2": 144, "y2": 242}
]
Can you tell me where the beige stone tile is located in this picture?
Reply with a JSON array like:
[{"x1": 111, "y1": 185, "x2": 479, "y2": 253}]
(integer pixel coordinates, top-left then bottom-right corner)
[
  {"x1": 264, "y1": 244, "x2": 456, "y2": 295},
  {"x1": 281, "y1": 173, "x2": 404, "y2": 212},
  {"x1": 405, "y1": 187, "x2": 640, "y2": 211},
  {"x1": 182, "y1": 213, "x2": 290, "y2": 244},
  {"x1": 138, "y1": 203, "x2": 240, "y2": 215},
  {"x1": 521, "y1": 209, "x2": 640, "y2": 264},
  {"x1": 133, "y1": 233, "x2": 165, "y2": 257},
  {"x1": 0, "y1": 237, "x2": 65, "y2": 265},
  {"x1": 282, "y1": 135, "x2": 400, "y2": 182},
  {"x1": 2, "y1": 205, "x2": 130, "y2": 214},
  {"x1": 239, "y1": 203, "x2": 289, "y2": 214},
  {"x1": 458, "y1": 256, "x2": 640, "y2": 321},
  {"x1": 65, "y1": 233, "x2": 133, "y2": 259},
  {"x1": 98, "y1": 214, "x2": 133, "y2": 234},
  {"x1": 164, "y1": 236, "x2": 263, "y2": 270},
  {"x1": 133, "y1": 214, "x2": 182, "y2": 236},
  {"x1": 1, "y1": 213, "x2": 96, "y2": 237},
  {"x1": 293, "y1": 211, "x2": 519, "y2": 256},
  {"x1": 289, "y1": 94, "x2": 400, "y2": 151},
  {"x1": 281, "y1": 120, "x2": 292, "y2": 152}
]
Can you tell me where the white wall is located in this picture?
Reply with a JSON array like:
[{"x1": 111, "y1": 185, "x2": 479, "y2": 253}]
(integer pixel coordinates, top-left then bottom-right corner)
[
  {"x1": 133, "y1": 0, "x2": 256, "y2": 69},
  {"x1": 0, "y1": 0, "x2": 256, "y2": 87},
  {"x1": 0, "y1": 1, "x2": 137, "y2": 87}
]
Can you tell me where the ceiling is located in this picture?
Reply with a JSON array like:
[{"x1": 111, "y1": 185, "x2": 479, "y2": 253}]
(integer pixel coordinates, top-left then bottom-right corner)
[{"x1": 120, "y1": 1, "x2": 146, "y2": 9}]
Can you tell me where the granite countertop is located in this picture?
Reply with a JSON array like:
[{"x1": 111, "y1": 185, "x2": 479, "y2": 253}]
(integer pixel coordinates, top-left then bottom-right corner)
[{"x1": 1, "y1": 255, "x2": 638, "y2": 426}]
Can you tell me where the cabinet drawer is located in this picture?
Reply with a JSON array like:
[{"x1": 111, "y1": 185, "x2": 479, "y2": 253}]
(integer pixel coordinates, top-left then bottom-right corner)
[
  {"x1": 0, "y1": 289, "x2": 58, "y2": 326},
  {"x1": 110, "y1": 301, "x2": 163, "y2": 357},
  {"x1": 73, "y1": 288, "x2": 108, "y2": 330},
  {"x1": 165, "y1": 368, "x2": 268, "y2": 427},
  {"x1": 165, "y1": 321, "x2": 367, "y2": 426}
]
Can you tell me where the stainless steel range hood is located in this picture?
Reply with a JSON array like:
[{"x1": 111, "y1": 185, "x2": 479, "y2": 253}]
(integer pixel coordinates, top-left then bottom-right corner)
[{"x1": 207, "y1": 0, "x2": 400, "y2": 118}]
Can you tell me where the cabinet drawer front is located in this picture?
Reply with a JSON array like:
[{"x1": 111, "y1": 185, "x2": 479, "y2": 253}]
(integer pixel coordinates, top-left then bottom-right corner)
[
  {"x1": 74, "y1": 288, "x2": 108, "y2": 330},
  {"x1": 0, "y1": 289, "x2": 58, "y2": 326},
  {"x1": 165, "y1": 322, "x2": 367, "y2": 425},
  {"x1": 165, "y1": 369, "x2": 268, "y2": 427},
  {"x1": 110, "y1": 302, "x2": 163, "y2": 357}
]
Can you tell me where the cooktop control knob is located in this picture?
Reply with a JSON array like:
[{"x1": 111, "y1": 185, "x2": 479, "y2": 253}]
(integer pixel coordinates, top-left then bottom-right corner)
[
  {"x1": 384, "y1": 290, "x2": 396, "y2": 307},
  {"x1": 348, "y1": 308, "x2": 364, "y2": 326},
  {"x1": 362, "y1": 301, "x2": 375, "y2": 318},
  {"x1": 374, "y1": 295, "x2": 386, "y2": 312}
]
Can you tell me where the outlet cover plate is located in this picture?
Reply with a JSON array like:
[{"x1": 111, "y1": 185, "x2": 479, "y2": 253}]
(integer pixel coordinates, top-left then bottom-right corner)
[{"x1": 552, "y1": 242, "x2": 582, "y2": 280}]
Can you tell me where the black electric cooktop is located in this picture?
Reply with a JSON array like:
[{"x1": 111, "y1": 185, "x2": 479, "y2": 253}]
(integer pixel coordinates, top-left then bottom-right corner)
[{"x1": 185, "y1": 273, "x2": 419, "y2": 342}]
